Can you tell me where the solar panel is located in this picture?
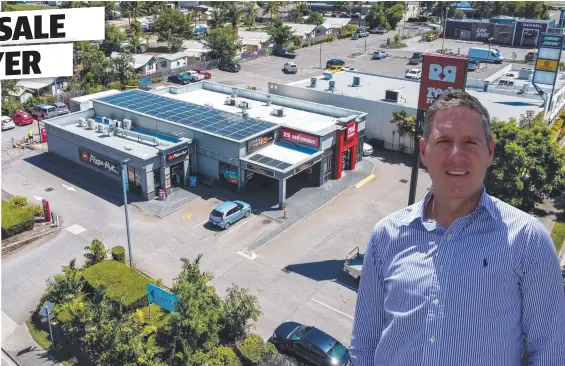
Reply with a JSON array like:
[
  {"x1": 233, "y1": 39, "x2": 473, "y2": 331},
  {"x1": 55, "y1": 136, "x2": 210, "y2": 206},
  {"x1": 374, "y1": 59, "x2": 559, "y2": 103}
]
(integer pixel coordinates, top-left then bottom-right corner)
[
  {"x1": 247, "y1": 154, "x2": 293, "y2": 171},
  {"x1": 98, "y1": 90, "x2": 277, "y2": 141}
]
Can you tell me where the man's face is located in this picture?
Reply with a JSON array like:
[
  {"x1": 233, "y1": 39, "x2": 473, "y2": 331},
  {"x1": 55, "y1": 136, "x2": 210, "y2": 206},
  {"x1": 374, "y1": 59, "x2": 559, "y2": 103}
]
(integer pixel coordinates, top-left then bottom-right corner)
[{"x1": 420, "y1": 106, "x2": 494, "y2": 201}]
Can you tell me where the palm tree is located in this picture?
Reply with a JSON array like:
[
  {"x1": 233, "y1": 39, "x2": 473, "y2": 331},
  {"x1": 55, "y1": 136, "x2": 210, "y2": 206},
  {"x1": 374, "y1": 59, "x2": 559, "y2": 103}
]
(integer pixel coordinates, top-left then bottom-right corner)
[
  {"x1": 243, "y1": 3, "x2": 258, "y2": 27},
  {"x1": 260, "y1": 1, "x2": 283, "y2": 20},
  {"x1": 222, "y1": 2, "x2": 245, "y2": 32},
  {"x1": 209, "y1": 6, "x2": 226, "y2": 29},
  {"x1": 289, "y1": 7, "x2": 304, "y2": 23},
  {"x1": 120, "y1": 1, "x2": 145, "y2": 25}
]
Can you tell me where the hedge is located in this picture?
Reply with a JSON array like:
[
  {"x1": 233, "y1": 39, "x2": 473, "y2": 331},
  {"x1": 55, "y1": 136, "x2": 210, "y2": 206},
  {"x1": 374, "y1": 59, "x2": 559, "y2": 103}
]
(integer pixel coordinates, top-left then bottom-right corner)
[
  {"x1": 237, "y1": 334, "x2": 278, "y2": 365},
  {"x1": 111, "y1": 245, "x2": 126, "y2": 263},
  {"x1": 81, "y1": 260, "x2": 156, "y2": 311},
  {"x1": 1, "y1": 200, "x2": 34, "y2": 238}
]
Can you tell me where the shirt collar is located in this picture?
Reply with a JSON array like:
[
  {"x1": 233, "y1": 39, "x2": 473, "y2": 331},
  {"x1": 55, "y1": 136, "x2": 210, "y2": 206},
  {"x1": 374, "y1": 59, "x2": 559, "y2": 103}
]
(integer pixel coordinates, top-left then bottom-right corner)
[{"x1": 401, "y1": 186, "x2": 498, "y2": 226}]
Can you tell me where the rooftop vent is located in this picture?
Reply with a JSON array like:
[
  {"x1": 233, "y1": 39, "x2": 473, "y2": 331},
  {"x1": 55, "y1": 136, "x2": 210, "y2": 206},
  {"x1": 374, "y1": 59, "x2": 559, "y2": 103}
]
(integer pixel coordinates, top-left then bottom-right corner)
[
  {"x1": 231, "y1": 89, "x2": 239, "y2": 98},
  {"x1": 271, "y1": 107, "x2": 285, "y2": 117},
  {"x1": 310, "y1": 78, "x2": 317, "y2": 88},
  {"x1": 329, "y1": 80, "x2": 336, "y2": 91},
  {"x1": 352, "y1": 76, "x2": 360, "y2": 87},
  {"x1": 78, "y1": 118, "x2": 86, "y2": 127},
  {"x1": 87, "y1": 118, "x2": 96, "y2": 129},
  {"x1": 239, "y1": 100, "x2": 249, "y2": 109},
  {"x1": 225, "y1": 96, "x2": 237, "y2": 106},
  {"x1": 266, "y1": 94, "x2": 272, "y2": 106},
  {"x1": 384, "y1": 89, "x2": 402, "y2": 103},
  {"x1": 123, "y1": 119, "x2": 132, "y2": 130},
  {"x1": 242, "y1": 108, "x2": 249, "y2": 119}
]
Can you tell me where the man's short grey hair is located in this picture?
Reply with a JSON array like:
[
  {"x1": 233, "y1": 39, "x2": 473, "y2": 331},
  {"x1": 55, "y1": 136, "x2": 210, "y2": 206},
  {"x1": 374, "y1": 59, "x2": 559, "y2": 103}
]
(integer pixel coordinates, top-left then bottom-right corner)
[{"x1": 424, "y1": 89, "x2": 493, "y2": 143}]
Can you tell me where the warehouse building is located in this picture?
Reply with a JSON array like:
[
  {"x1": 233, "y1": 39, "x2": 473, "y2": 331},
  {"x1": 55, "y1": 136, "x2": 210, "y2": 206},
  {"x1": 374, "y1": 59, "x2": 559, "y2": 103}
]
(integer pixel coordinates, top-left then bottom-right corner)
[{"x1": 44, "y1": 83, "x2": 367, "y2": 208}]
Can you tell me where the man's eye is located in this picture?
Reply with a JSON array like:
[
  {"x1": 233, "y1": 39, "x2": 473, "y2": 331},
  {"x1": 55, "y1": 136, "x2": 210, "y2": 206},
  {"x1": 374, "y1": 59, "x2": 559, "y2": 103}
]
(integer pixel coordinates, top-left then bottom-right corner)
[{"x1": 466, "y1": 140, "x2": 478, "y2": 144}]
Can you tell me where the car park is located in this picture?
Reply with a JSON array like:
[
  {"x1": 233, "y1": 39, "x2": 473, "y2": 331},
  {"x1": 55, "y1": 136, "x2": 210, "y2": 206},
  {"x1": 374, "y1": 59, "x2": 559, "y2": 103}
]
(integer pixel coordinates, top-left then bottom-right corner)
[
  {"x1": 284, "y1": 62, "x2": 298, "y2": 74},
  {"x1": 209, "y1": 200, "x2": 252, "y2": 230},
  {"x1": 54, "y1": 102, "x2": 69, "y2": 115},
  {"x1": 408, "y1": 52, "x2": 423, "y2": 64},
  {"x1": 219, "y1": 62, "x2": 241, "y2": 72},
  {"x1": 1, "y1": 116, "x2": 15, "y2": 131},
  {"x1": 168, "y1": 74, "x2": 190, "y2": 85},
  {"x1": 405, "y1": 68, "x2": 422, "y2": 80},
  {"x1": 269, "y1": 321, "x2": 352, "y2": 366},
  {"x1": 192, "y1": 68, "x2": 212, "y2": 79},
  {"x1": 326, "y1": 58, "x2": 345, "y2": 68},
  {"x1": 11, "y1": 110, "x2": 33, "y2": 125},
  {"x1": 372, "y1": 50, "x2": 388, "y2": 59}
]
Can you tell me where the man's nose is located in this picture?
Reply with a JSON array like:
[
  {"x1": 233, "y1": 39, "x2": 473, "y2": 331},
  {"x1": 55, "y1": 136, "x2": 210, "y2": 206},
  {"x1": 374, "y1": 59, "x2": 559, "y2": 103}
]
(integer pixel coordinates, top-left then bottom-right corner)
[{"x1": 447, "y1": 142, "x2": 469, "y2": 163}]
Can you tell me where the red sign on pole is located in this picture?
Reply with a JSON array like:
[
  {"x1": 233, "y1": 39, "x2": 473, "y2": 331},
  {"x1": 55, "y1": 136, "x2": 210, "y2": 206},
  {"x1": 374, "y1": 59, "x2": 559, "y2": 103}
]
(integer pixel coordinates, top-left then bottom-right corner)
[
  {"x1": 42, "y1": 199, "x2": 51, "y2": 222},
  {"x1": 40, "y1": 128, "x2": 47, "y2": 143},
  {"x1": 280, "y1": 128, "x2": 319, "y2": 148},
  {"x1": 345, "y1": 121, "x2": 357, "y2": 142},
  {"x1": 418, "y1": 54, "x2": 469, "y2": 111}
]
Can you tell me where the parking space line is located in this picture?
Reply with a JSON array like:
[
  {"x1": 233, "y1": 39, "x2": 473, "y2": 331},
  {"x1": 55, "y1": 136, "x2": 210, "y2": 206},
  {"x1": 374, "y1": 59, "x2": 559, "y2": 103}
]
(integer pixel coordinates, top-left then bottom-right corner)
[
  {"x1": 192, "y1": 218, "x2": 209, "y2": 229},
  {"x1": 218, "y1": 215, "x2": 257, "y2": 240},
  {"x1": 355, "y1": 174, "x2": 375, "y2": 188},
  {"x1": 311, "y1": 298, "x2": 354, "y2": 320}
]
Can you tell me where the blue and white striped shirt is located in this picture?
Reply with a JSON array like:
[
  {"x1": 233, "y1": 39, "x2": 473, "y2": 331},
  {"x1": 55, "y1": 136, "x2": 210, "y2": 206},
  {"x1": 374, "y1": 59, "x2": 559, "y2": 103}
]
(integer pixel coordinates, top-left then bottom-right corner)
[{"x1": 350, "y1": 187, "x2": 565, "y2": 366}]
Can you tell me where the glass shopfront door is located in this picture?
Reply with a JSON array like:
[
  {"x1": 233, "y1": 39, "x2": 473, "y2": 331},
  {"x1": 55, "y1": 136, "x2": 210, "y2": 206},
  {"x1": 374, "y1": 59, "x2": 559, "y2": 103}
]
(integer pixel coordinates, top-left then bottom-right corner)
[{"x1": 127, "y1": 166, "x2": 142, "y2": 196}]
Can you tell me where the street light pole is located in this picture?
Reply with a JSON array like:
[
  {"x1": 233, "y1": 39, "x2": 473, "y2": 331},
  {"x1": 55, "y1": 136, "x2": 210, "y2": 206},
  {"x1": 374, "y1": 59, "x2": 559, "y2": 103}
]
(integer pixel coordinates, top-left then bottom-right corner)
[
  {"x1": 319, "y1": 41, "x2": 322, "y2": 69},
  {"x1": 441, "y1": 5, "x2": 448, "y2": 51},
  {"x1": 121, "y1": 159, "x2": 133, "y2": 267}
]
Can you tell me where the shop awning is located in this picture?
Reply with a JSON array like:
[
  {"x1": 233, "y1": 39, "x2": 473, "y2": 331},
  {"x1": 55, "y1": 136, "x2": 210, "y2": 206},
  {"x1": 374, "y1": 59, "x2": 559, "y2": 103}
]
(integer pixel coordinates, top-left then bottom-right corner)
[{"x1": 240, "y1": 141, "x2": 323, "y2": 176}]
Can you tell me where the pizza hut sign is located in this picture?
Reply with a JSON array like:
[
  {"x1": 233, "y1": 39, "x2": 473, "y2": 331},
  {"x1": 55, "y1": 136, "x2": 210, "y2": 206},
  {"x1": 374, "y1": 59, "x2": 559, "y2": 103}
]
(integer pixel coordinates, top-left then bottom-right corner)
[
  {"x1": 79, "y1": 148, "x2": 120, "y2": 175},
  {"x1": 418, "y1": 54, "x2": 468, "y2": 111},
  {"x1": 166, "y1": 148, "x2": 189, "y2": 164},
  {"x1": 280, "y1": 128, "x2": 319, "y2": 148}
]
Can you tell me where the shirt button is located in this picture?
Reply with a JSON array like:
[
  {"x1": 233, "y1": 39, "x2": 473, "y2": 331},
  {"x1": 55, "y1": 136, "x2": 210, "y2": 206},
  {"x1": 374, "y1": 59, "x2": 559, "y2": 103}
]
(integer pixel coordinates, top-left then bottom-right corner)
[
  {"x1": 447, "y1": 234, "x2": 452, "y2": 240},
  {"x1": 433, "y1": 298, "x2": 439, "y2": 305},
  {"x1": 430, "y1": 336, "x2": 435, "y2": 344}
]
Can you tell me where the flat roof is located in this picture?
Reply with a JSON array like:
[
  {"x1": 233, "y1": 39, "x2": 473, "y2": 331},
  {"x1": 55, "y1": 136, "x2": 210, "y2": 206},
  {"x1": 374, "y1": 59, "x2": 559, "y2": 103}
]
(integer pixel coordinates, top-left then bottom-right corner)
[
  {"x1": 288, "y1": 71, "x2": 544, "y2": 122},
  {"x1": 166, "y1": 89, "x2": 341, "y2": 135},
  {"x1": 241, "y1": 141, "x2": 323, "y2": 173},
  {"x1": 70, "y1": 89, "x2": 121, "y2": 104},
  {"x1": 97, "y1": 89, "x2": 278, "y2": 142}
]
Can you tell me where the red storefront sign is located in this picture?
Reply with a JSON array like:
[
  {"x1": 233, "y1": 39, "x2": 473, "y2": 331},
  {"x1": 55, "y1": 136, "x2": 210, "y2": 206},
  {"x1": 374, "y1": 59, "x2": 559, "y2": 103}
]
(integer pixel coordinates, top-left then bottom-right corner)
[
  {"x1": 418, "y1": 54, "x2": 468, "y2": 111},
  {"x1": 334, "y1": 121, "x2": 359, "y2": 180},
  {"x1": 280, "y1": 128, "x2": 319, "y2": 148}
]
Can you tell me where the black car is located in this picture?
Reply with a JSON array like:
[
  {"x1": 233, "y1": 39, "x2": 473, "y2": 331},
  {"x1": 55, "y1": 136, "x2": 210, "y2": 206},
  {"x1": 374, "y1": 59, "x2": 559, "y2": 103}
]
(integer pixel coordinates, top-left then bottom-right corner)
[
  {"x1": 525, "y1": 52, "x2": 537, "y2": 62},
  {"x1": 325, "y1": 58, "x2": 345, "y2": 68},
  {"x1": 167, "y1": 74, "x2": 190, "y2": 85},
  {"x1": 219, "y1": 62, "x2": 241, "y2": 72},
  {"x1": 408, "y1": 52, "x2": 423, "y2": 65},
  {"x1": 269, "y1": 321, "x2": 351, "y2": 366}
]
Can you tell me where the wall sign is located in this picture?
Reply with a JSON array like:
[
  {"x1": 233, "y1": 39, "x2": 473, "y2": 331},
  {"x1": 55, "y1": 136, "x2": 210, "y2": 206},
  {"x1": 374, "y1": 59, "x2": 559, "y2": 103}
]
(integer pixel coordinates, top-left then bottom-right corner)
[
  {"x1": 246, "y1": 163, "x2": 276, "y2": 177},
  {"x1": 345, "y1": 121, "x2": 357, "y2": 142},
  {"x1": 280, "y1": 128, "x2": 319, "y2": 148},
  {"x1": 535, "y1": 59, "x2": 558, "y2": 72},
  {"x1": 79, "y1": 148, "x2": 120, "y2": 175},
  {"x1": 519, "y1": 22, "x2": 544, "y2": 29},
  {"x1": 533, "y1": 33, "x2": 564, "y2": 85},
  {"x1": 418, "y1": 54, "x2": 469, "y2": 111},
  {"x1": 538, "y1": 33, "x2": 564, "y2": 49},
  {"x1": 166, "y1": 147, "x2": 189, "y2": 165},
  {"x1": 247, "y1": 132, "x2": 274, "y2": 153}
]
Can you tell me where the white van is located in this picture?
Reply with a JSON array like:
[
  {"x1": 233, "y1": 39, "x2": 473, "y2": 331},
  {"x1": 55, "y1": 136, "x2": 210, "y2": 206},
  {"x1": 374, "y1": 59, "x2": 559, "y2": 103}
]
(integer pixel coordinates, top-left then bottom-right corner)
[
  {"x1": 468, "y1": 47, "x2": 503, "y2": 64},
  {"x1": 363, "y1": 142, "x2": 373, "y2": 156}
]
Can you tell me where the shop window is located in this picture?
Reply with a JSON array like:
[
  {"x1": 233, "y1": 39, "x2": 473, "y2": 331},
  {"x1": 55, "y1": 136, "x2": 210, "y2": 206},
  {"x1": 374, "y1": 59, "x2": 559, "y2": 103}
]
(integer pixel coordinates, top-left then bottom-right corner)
[
  {"x1": 153, "y1": 169, "x2": 161, "y2": 190},
  {"x1": 127, "y1": 166, "x2": 143, "y2": 196},
  {"x1": 220, "y1": 162, "x2": 239, "y2": 185}
]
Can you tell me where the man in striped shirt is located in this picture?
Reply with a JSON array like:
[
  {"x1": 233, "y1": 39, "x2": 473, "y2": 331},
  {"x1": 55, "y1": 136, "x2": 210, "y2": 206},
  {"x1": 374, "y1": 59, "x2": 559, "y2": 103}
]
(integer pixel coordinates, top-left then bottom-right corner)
[{"x1": 350, "y1": 90, "x2": 565, "y2": 365}]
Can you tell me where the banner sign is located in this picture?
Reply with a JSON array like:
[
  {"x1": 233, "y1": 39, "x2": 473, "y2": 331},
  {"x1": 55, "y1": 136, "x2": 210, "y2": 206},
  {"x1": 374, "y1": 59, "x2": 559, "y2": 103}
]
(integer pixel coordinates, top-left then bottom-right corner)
[
  {"x1": 147, "y1": 283, "x2": 180, "y2": 313},
  {"x1": 280, "y1": 128, "x2": 319, "y2": 148},
  {"x1": 418, "y1": 54, "x2": 469, "y2": 111},
  {"x1": 538, "y1": 33, "x2": 564, "y2": 49},
  {"x1": 533, "y1": 33, "x2": 564, "y2": 85},
  {"x1": 345, "y1": 121, "x2": 357, "y2": 142},
  {"x1": 247, "y1": 131, "x2": 274, "y2": 153},
  {"x1": 166, "y1": 147, "x2": 188, "y2": 165},
  {"x1": 0, "y1": 7, "x2": 105, "y2": 79},
  {"x1": 79, "y1": 148, "x2": 120, "y2": 175},
  {"x1": 535, "y1": 59, "x2": 558, "y2": 72}
]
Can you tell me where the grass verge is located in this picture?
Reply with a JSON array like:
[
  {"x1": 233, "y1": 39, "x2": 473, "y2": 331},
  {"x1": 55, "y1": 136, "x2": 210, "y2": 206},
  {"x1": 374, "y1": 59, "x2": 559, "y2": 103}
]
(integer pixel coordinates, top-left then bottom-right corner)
[
  {"x1": 25, "y1": 318, "x2": 51, "y2": 349},
  {"x1": 550, "y1": 211, "x2": 565, "y2": 255},
  {"x1": 8, "y1": 4, "x2": 57, "y2": 10}
]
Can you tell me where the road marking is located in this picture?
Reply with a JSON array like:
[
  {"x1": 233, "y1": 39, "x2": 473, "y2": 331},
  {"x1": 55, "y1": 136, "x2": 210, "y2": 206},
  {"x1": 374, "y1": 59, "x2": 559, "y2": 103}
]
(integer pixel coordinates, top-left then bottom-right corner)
[
  {"x1": 183, "y1": 213, "x2": 192, "y2": 219},
  {"x1": 192, "y1": 218, "x2": 209, "y2": 229},
  {"x1": 311, "y1": 298, "x2": 354, "y2": 320},
  {"x1": 62, "y1": 184, "x2": 76, "y2": 192},
  {"x1": 66, "y1": 224, "x2": 86, "y2": 235},
  {"x1": 355, "y1": 173, "x2": 375, "y2": 188},
  {"x1": 33, "y1": 195, "x2": 43, "y2": 201},
  {"x1": 219, "y1": 215, "x2": 257, "y2": 240},
  {"x1": 237, "y1": 250, "x2": 257, "y2": 260}
]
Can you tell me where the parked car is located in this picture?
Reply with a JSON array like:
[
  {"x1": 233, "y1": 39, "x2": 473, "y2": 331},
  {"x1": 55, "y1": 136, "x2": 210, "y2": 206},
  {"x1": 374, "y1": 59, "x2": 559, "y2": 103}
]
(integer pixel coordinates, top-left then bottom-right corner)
[
  {"x1": 356, "y1": 29, "x2": 369, "y2": 37},
  {"x1": 269, "y1": 321, "x2": 352, "y2": 366},
  {"x1": 372, "y1": 50, "x2": 388, "y2": 59},
  {"x1": 323, "y1": 12, "x2": 332, "y2": 17},
  {"x1": 54, "y1": 102, "x2": 69, "y2": 115},
  {"x1": 468, "y1": 58, "x2": 480, "y2": 71},
  {"x1": 277, "y1": 49, "x2": 299, "y2": 58},
  {"x1": 362, "y1": 142, "x2": 373, "y2": 156},
  {"x1": 284, "y1": 62, "x2": 298, "y2": 74},
  {"x1": 31, "y1": 104, "x2": 57, "y2": 120},
  {"x1": 369, "y1": 27, "x2": 386, "y2": 34},
  {"x1": 209, "y1": 200, "x2": 252, "y2": 230},
  {"x1": 405, "y1": 68, "x2": 422, "y2": 80},
  {"x1": 339, "y1": 12, "x2": 350, "y2": 18},
  {"x1": 1, "y1": 116, "x2": 15, "y2": 131},
  {"x1": 408, "y1": 52, "x2": 424, "y2": 64},
  {"x1": 351, "y1": 33, "x2": 359, "y2": 40},
  {"x1": 168, "y1": 74, "x2": 190, "y2": 85},
  {"x1": 219, "y1": 62, "x2": 241, "y2": 72},
  {"x1": 468, "y1": 47, "x2": 503, "y2": 63},
  {"x1": 525, "y1": 51, "x2": 537, "y2": 62},
  {"x1": 352, "y1": 12, "x2": 361, "y2": 18},
  {"x1": 326, "y1": 58, "x2": 345, "y2": 68},
  {"x1": 182, "y1": 70, "x2": 205, "y2": 82},
  {"x1": 192, "y1": 67, "x2": 212, "y2": 79},
  {"x1": 11, "y1": 110, "x2": 33, "y2": 125}
]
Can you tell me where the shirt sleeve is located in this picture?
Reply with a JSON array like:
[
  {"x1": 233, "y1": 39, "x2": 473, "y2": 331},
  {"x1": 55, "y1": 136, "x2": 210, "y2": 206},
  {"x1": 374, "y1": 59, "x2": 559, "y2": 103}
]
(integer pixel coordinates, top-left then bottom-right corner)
[
  {"x1": 350, "y1": 224, "x2": 386, "y2": 366},
  {"x1": 520, "y1": 220, "x2": 565, "y2": 366}
]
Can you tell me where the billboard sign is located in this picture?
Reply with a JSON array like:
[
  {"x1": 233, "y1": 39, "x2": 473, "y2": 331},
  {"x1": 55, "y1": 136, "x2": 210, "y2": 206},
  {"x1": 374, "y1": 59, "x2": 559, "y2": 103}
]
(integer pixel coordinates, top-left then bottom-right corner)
[
  {"x1": 418, "y1": 54, "x2": 469, "y2": 111},
  {"x1": 280, "y1": 128, "x2": 319, "y2": 148},
  {"x1": 147, "y1": 283, "x2": 180, "y2": 313},
  {"x1": 79, "y1": 148, "x2": 120, "y2": 175},
  {"x1": 247, "y1": 131, "x2": 274, "y2": 153},
  {"x1": 166, "y1": 147, "x2": 189, "y2": 165},
  {"x1": 533, "y1": 33, "x2": 564, "y2": 85}
]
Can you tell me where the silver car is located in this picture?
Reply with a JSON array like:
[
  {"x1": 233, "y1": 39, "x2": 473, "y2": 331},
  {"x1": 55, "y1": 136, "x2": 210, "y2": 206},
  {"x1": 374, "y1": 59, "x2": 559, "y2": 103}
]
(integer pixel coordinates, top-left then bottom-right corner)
[{"x1": 1, "y1": 116, "x2": 16, "y2": 131}]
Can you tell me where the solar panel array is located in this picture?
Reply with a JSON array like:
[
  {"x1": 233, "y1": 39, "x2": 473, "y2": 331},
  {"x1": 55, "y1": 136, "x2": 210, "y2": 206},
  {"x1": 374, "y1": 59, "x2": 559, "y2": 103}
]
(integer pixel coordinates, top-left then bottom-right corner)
[
  {"x1": 248, "y1": 154, "x2": 292, "y2": 170},
  {"x1": 97, "y1": 90, "x2": 277, "y2": 141}
]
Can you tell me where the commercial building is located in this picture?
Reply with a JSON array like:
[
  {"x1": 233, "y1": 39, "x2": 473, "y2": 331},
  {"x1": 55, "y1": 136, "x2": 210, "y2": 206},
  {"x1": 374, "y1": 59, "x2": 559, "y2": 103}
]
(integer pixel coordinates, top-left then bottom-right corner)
[
  {"x1": 271, "y1": 68, "x2": 558, "y2": 151},
  {"x1": 44, "y1": 83, "x2": 367, "y2": 208}
]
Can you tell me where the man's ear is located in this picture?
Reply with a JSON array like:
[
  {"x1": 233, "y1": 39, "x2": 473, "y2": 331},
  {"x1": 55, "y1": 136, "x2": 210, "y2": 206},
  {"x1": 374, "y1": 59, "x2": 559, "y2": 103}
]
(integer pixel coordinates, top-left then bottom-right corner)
[
  {"x1": 487, "y1": 138, "x2": 495, "y2": 165},
  {"x1": 419, "y1": 136, "x2": 427, "y2": 166}
]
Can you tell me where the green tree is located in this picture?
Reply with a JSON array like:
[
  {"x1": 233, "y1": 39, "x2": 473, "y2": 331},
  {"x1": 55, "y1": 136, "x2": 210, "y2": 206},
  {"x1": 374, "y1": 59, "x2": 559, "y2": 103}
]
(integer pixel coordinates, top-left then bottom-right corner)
[
  {"x1": 308, "y1": 12, "x2": 325, "y2": 26},
  {"x1": 243, "y1": 3, "x2": 259, "y2": 26},
  {"x1": 111, "y1": 52, "x2": 135, "y2": 88},
  {"x1": 220, "y1": 284, "x2": 262, "y2": 343},
  {"x1": 365, "y1": 3, "x2": 390, "y2": 30},
  {"x1": 74, "y1": 41, "x2": 111, "y2": 87},
  {"x1": 289, "y1": 7, "x2": 305, "y2": 23},
  {"x1": 84, "y1": 238, "x2": 107, "y2": 267},
  {"x1": 100, "y1": 24, "x2": 126, "y2": 56},
  {"x1": 165, "y1": 255, "x2": 224, "y2": 365},
  {"x1": 1, "y1": 80, "x2": 22, "y2": 115},
  {"x1": 485, "y1": 121, "x2": 565, "y2": 212},
  {"x1": 453, "y1": 9, "x2": 466, "y2": 19},
  {"x1": 237, "y1": 334, "x2": 279, "y2": 365},
  {"x1": 266, "y1": 21, "x2": 295, "y2": 49},
  {"x1": 154, "y1": 8, "x2": 194, "y2": 52},
  {"x1": 41, "y1": 259, "x2": 85, "y2": 306},
  {"x1": 204, "y1": 26, "x2": 243, "y2": 61},
  {"x1": 188, "y1": 346, "x2": 241, "y2": 366},
  {"x1": 120, "y1": 1, "x2": 145, "y2": 25},
  {"x1": 258, "y1": 1, "x2": 283, "y2": 20},
  {"x1": 221, "y1": 2, "x2": 245, "y2": 32},
  {"x1": 209, "y1": 6, "x2": 227, "y2": 29},
  {"x1": 385, "y1": 3, "x2": 405, "y2": 30},
  {"x1": 390, "y1": 110, "x2": 416, "y2": 151}
]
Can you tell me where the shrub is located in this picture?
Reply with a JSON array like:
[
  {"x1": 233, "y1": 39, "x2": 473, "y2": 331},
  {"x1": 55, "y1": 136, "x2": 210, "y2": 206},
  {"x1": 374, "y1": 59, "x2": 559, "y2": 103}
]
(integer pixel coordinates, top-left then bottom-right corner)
[
  {"x1": 83, "y1": 238, "x2": 106, "y2": 267},
  {"x1": 237, "y1": 334, "x2": 278, "y2": 365},
  {"x1": 111, "y1": 246, "x2": 126, "y2": 263},
  {"x1": 394, "y1": 33, "x2": 401, "y2": 42},
  {"x1": 287, "y1": 45, "x2": 299, "y2": 51},
  {"x1": 1, "y1": 200, "x2": 34, "y2": 238},
  {"x1": 338, "y1": 31, "x2": 355, "y2": 39},
  {"x1": 26, "y1": 205, "x2": 44, "y2": 217},
  {"x1": 191, "y1": 346, "x2": 242, "y2": 366},
  {"x1": 324, "y1": 34, "x2": 334, "y2": 42},
  {"x1": 550, "y1": 118, "x2": 564, "y2": 140},
  {"x1": 106, "y1": 82, "x2": 122, "y2": 90},
  {"x1": 10, "y1": 195, "x2": 28, "y2": 207},
  {"x1": 152, "y1": 76, "x2": 164, "y2": 83},
  {"x1": 81, "y1": 260, "x2": 156, "y2": 311}
]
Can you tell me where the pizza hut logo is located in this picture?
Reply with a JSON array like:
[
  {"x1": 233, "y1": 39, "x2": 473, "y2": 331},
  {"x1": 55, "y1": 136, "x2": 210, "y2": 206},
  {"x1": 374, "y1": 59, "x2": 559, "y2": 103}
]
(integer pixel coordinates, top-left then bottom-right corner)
[
  {"x1": 80, "y1": 150, "x2": 90, "y2": 162},
  {"x1": 167, "y1": 148, "x2": 188, "y2": 162}
]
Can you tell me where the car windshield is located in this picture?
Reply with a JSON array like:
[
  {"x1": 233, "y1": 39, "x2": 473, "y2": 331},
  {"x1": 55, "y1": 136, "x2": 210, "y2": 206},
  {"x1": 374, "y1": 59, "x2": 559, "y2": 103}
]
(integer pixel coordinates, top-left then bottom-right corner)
[
  {"x1": 289, "y1": 326, "x2": 310, "y2": 340},
  {"x1": 211, "y1": 209, "x2": 223, "y2": 218},
  {"x1": 327, "y1": 342, "x2": 348, "y2": 360}
]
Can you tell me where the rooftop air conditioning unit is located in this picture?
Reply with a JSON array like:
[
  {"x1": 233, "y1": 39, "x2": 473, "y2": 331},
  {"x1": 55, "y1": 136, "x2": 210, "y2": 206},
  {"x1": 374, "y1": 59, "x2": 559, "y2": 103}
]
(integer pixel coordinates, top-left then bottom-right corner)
[
  {"x1": 225, "y1": 96, "x2": 236, "y2": 106},
  {"x1": 239, "y1": 101, "x2": 249, "y2": 109},
  {"x1": 242, "y1": 108, "x2": 249, "y2": 119},
  {"x1": 329, "y1": 80, "x2": 336, "y2": 91},
  {"x1": 115, "y1": 120, "x2": 122, "y2": 128},
  {"x1": 87, "y1": 118, "x2": 96, "y2": 129},
  {"x1": 78, "y1": 118, "x2": 86, "y2": 127},
  {"x1": 310, "y1": 78, "x2": 317, "y2": 88},
  {"x1": 271, "y1": 107, "x2": 285, "y2": 117},
  {"x1": 352, "y1": 76, "x2": 360, "y2": 87},
  {"x1": 123, "y1": 119, "x2": 132, "y2": 130},
  {"x1": 96, "y1": 123, "x2": 105, "y2": 132},
  {"x1": 384, "y1": 89, "x2": 401, "y2": 103}
]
